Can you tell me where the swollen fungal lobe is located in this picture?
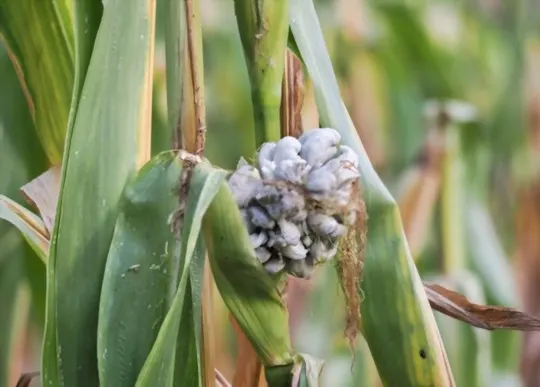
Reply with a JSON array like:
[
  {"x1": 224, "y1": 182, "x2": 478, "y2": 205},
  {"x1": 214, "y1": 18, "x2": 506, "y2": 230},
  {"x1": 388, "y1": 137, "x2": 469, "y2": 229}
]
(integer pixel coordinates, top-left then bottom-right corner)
[
  {"x1": 273, "y1": 159, "x2": 309, "y2": 184},
  {"x1": 258, "y1": 142, "x2": 277, "y2": 162},
  {"x1": 299, "y1": 128, "x2": 341, "y2": 167},
  {"x1": 239, "y1": 209, "x2": 255, "y2": 233},
  {"x1": 255, "y1": 247, "x2": 272, "y2": 263},
  {"x1": 286, "y1": 258, "x2": 313, "y2": 278},
  {"x1": 281, "y1": 243, "x2": 308, "y2": 260},
  {"x1": 249, "y1": 206, "x2": 275, "y2": 229},
  {"x1": 302, "y1": 234, "x2": 313, "y2": 247},
  {"x1": 250, "y1": 231, "x2": 268, "y2": 248},
  {"x1": 277, "y1": 219, "x2": 301, "y2": 245},
  {"x1": 305, "y1": 168, "x2": 338, "y2": 194},
  {"x1": 257, "y1": 143, "x2": 276, "y2": 180},
  {"x1": 267, "y1": 230, "x2": 287, "y2": 248},
  {"x1": 307, "y1": 213, "x2": 347, "y2": 239},
  {"x1": 272, "y1": 136, "x2": 302, "y2": 164},
  {"x1": 264, "y1": 255, "x2": 286, "y2": 274},
  {"x1": 227, "y1": 128, "x2": 361, "y2": 278},
  {"x1": 309, "y1": 240, "x2": 338, "y2": 262}
]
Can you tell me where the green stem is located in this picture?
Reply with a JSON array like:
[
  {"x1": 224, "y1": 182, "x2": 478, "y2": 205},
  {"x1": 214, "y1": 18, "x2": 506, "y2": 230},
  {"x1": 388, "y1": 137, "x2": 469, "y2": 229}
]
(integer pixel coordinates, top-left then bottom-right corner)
[{"x1": 233, "y1": 0, "x2": 289, "y2": 146}]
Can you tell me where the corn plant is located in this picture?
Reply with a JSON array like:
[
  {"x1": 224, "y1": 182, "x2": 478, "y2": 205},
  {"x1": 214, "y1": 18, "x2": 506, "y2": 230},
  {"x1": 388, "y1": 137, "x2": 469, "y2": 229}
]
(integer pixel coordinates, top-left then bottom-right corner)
[{"x1": 2, "y1": 0, "x2": 540, "y2": 387}]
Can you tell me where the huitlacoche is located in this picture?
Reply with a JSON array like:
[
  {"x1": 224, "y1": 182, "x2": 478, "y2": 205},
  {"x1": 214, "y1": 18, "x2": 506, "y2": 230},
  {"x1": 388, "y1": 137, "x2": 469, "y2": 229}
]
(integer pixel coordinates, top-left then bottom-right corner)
[{"x1": 228, "y1": 128, "x2": 361, "y2": 278}]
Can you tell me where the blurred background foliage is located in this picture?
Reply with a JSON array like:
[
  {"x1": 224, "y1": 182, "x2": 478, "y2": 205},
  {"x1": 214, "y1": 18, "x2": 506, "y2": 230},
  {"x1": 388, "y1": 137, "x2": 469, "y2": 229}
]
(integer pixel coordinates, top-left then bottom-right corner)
[{"x1": 2, "y1": 0, "x2": 540, "y2": 385}]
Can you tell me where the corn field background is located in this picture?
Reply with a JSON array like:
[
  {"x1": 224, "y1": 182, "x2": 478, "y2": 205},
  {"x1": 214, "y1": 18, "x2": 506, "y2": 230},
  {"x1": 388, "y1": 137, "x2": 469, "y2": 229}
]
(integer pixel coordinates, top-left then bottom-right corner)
[{"x1": 2, "y1": 0, "x2": 540, "y2": 386}]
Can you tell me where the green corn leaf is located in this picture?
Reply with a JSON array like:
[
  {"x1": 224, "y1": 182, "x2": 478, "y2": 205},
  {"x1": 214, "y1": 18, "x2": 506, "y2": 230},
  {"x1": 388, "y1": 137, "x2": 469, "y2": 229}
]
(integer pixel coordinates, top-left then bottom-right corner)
[
  {"x1": 40, "y1": 3, "x2": 100, "y2": 379},
  {"x1": 67, "y1": 0, "x2": 103, "y2": 137},
  {"x1": 172, "y1": 245, "x2": 205, "y2": 387},
  {"x1": 172, "y1": 237, "x2": 206, "y2": 387},
  {"x1": 466, "y1": 199, "x2": 518, "y2": 307},
  {"x1": 43, "y1": 0, "x2": 156, "y2": 385},
  {"x1": 202, "y1": 177, "x2": 296, "y2": 373},
  {"x1": 233, "y1": 0, "x2": 289, "y2": 144},
  {"x1": 97, "y1": 151, "x2": 180, "y2": 386},
  {"x1": 289, "y1": 0, "x2": 455, "y2": 385},
  {"x1": 173, "y1": 222, "x2": 207, "y2": 387},
  {"x1": 72, "y1": 0, "x2": 102, "y2": 83},
  {"x1": 135, "y1": 161, "x2": 227, "y2": 386},
  {"x1": 441, "y1": 125, "x2": 466, "y2": 275},
  {"x1": 0, "y1": 0, "x2": 74, "y2": 164}
]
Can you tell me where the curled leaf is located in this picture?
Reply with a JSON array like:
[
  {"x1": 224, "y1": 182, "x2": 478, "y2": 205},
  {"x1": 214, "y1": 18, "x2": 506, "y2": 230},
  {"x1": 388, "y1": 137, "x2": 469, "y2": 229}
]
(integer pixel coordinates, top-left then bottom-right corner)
[
  {"x1": 425, "y1": 282, "x2": 540, "y2": 331},
  {"x1": 0, "y1": 195, "x2": 49, "y2": 261},
  {"x1": 20, "y1": 165, "x2": 61, "y2": 235}
]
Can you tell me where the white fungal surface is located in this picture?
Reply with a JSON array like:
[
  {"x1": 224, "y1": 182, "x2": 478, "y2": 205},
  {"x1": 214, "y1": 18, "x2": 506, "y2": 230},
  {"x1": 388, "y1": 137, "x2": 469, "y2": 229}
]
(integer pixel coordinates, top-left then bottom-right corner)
[{"x1": 227, "y1": 128, "x2": 361, "y2": 279}]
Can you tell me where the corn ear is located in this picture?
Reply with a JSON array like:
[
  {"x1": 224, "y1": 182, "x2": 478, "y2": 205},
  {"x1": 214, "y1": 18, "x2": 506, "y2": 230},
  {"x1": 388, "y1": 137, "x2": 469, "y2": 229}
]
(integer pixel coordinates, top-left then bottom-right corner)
[
  {"x1": 233, "y1": 0, "x2": 289, "y2": 144},
  {"x1": 202, "y1": 178, "x2": 297, "y2": 377}
]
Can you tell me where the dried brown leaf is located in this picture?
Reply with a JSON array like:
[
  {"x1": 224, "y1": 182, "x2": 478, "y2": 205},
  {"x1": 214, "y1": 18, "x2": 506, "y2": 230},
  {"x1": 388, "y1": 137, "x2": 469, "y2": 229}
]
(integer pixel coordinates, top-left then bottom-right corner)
[
  {"x1": 280, "y1": 49, "x2": 304, "y2": 139},
  {"x1": 425, "y1": 282, "x2": 540, "y2": 331}
]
